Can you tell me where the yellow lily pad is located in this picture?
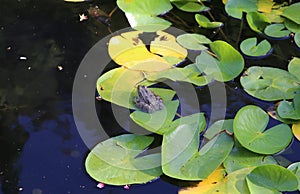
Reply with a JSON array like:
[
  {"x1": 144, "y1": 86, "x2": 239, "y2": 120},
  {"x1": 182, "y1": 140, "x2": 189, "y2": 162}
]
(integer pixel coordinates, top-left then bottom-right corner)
[
  {"x1": 179, "y1": 166, "x2": 254, "y2": 194},
  {"x1": 292, "y1": 122, "x2": 300, "y2": 141},
  {"x1": 108, "y1": 31, "x2": 187, "y2": 72}
]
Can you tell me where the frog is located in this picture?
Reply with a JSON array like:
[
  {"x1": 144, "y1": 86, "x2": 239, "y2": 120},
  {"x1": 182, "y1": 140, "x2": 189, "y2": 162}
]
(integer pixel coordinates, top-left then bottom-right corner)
[{"x1": 133, "y1": 85, "x2": 164, "y2": 113}]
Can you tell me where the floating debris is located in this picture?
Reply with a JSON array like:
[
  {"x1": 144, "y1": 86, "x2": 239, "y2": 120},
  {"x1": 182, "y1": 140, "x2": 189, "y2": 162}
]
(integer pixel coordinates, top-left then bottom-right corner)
[
  {"x1": 19, "y1": 56, "x2": 27, "y2": 60},
  {"x1": 57, "y1": 65, "x2": 63, "y2": 71},
  {"x1": 79, "y1": 14, "x2": 88, "y2": 22},
  {"x1": 97, "y1": 182, "x2": 105, "y2": 189},
  {"x1": 123, "y1": 185, "x2": 130, "y2": 190}
]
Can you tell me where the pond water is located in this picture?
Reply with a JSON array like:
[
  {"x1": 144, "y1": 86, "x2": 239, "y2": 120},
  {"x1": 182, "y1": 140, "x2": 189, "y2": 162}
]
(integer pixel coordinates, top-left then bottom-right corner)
[{"x1": 0, "y1": 0, "x2": 299, "y2": 194}]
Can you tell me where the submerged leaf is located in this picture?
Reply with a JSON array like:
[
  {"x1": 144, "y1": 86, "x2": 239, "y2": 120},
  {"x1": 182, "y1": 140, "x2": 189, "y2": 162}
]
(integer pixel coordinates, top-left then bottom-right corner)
[
  {"x1": 240, "y1": 37, "x2": 272, "y2": 57},
  {"x1": 85, "y1": 134, "x2": 162, "y2": 185},
  {"x1": 233, "y1": 105, "x2": 293, "y2": 154}
]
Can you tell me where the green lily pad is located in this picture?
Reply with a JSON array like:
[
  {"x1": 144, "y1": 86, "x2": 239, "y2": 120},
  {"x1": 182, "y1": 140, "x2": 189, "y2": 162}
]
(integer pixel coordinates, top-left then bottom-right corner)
[
  {"x1": 130, "y1": 100, "x2": 179, "y2": 134},
  {"x1": 163, "y1": 113, "x2": 206, "y2": 135},
  {"x1": 176, "y1": 33, "x2": 211, "y2": 51},
  {"x1": 247, "y1": 164, "x2": 298, "y2": 192},
  {"x1": 284, "y1": 19, "x2": 300, "y2": 33},
  {"x1": 225, "y1": 0, "x2": 258, "y2": 19},
  {"x1": 203, "y1": 119, "x2": 234, "y2": 140},
  {"x1": 196, "y1": 40, "x2": 244, "y2": 82},
  {"x1": 172, "y1": 1, "x2": 209, "y2": 12},
  {"x1": 246, "y1": 12, "x2": 271, "y2": 33},
  {"x1": 224, "y1": 144, "x2": 277, "y2": 173},
  {"x1": 240, "y1": 66, "x2": 300, "y2": 101},
  {"x1": 288, "y1": 162, "x2": 300, "y2": 190},
  {"x1": 96, "y1": 68, "x2": 151, "y2": 109},
  {"x1": 281, "y1": 2, "x2": 300, "y2": 25},
  {"x1": 246, "y1": 177, "x2": 282, "y2": 194},
  {"x1": 125, "y1": 13, "x2": 172, "y2": 32},
  {"x1": 233, "y1": 105, "x2": 293, "y2": 154},
  {"x1": 264, "y1": 24, "x2": 290, "y2": 38},
  {"x1": 162, "y1": 123, "x2": 233, "y2": 180},
  {"x1": 277, "y1": 93, "x2": 300, "y2": 120},
  {"x1": 195, "y1": 14, "x2": 223, "y2": 29},
  {"x1": 240, "y1": 37, "x2": 272, "y2": 57},
  {"x1": 295, "y1": 32, "x2": 300, "y2": 48},
  {"x1": 288, "y1": 57, "x2": 300, "y2": 81},
  {"x1": 117, "y1": 0, "x2": 172, "y2": 16},
  {"x1": 85, "y1": 134, "x2": 162, "y2": 185}
]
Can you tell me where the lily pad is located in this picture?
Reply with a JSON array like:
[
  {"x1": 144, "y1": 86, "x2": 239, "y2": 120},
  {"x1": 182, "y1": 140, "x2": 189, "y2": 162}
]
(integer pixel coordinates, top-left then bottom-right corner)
[
  {"x1": 180, "y1": 167, "x2": 254, "y2": 194},
  {"x1": 195, "y1": 14, "x2": 223, "y2": 29},
  {"x1": 125, "y1": 13, "x2": 172, "y2": 32},
  {"x1": 172, "y1": 1, "x2": 209, "y2": 12},
  {"x1": 284, "y1": 19, "x2": 300, "y2": 33},
  {"x1": 224, "y1": 144, "x2": 277, "y2": 173},
  {"x1": 96, "y1": 68, "x2": 151, "y2": 109},
  {"x1": 85, "y1": 134, "x2": 162, "y2": 185},
  {"x1": 246, "y1": 177, "x2": 282, "y2": 194},
  {"x1": 247, "y1": 164, "x2": 298, "y2": 192},
  {"x1": 130, "y1": 100, "x2": 179, "y2": 134},
  {"x1": 176, "y1": 33, "x2": 211, "y2": 51},
  {"x1": 257, "y1": 0, "x2": 274, "y2": 13},
  {"x1": 233, "y1": 105, "x2": 293, "y2": 154},
  {"x1": 246, "y1": 12, "x2": 271, "y2": 33},
  {"x1": 196, "y1": 40, "x2": 244, "y2": 82},
  {"x1": 240, "y1": 66, "x2": 300, "y2": 101},
  {"x1": 288, "y1": 162, "x2": 300, "y2": 190},
  {"x1": 277, "y1": 93, "x2": 300, "y2": 120},
  {"x1": 292, "y1": 122, "x2": 300, "y2": 141},
  {"x1": 117, "y1": 0, "x2": 172, "y2": 16},
  {"x1": 264, "y1": 24, "x2": 290, "y2": 38},
  {"x1": 225, "y1": 0, "x2": 258, "y2": 19},
  {"x1": 281, "y1": 2, "x2": 300, "y2": 25},
  {"x1": 295, "y1": 32, "x2": 300, "y2": 48},
  {"x1": 108, "y1": 31, "x2": 187, "y2": 70},
  {"x1": 203, "y1": 119, "x2": 234, "y2": 140},
  {"x1": 240, "y1": 37, "x2": 272, "y2": 57},
  {"x1": 162, "y1": 123, "x2": 233, "y2": 180},
  {"x1": 146, "y1": 63, "x2": 212, "y2": 86}
]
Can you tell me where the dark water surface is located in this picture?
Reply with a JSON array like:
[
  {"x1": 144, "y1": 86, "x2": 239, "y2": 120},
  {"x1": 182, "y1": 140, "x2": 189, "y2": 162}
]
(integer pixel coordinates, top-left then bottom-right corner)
[{"x1": 0, "y1": 0, "x2": 300, "y2": 194}]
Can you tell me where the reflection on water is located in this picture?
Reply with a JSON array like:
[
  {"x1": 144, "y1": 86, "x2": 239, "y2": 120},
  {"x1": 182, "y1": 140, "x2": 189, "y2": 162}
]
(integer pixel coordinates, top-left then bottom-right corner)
[{"x1": 0, "y1": 0, "x2": 300, "y2": 194}]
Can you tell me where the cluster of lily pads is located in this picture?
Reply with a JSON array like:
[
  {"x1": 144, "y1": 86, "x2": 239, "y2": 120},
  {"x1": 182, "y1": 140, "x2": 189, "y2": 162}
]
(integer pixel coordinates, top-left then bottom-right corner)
[{"x1": 83, "y1": 0, "x2": 300, "y2": 193}]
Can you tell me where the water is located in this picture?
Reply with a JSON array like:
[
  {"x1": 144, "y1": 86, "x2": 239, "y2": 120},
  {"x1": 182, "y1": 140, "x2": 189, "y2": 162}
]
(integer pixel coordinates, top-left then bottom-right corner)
[{"x1": 0, "y1": 0, "x2": 300, "y2": 194}]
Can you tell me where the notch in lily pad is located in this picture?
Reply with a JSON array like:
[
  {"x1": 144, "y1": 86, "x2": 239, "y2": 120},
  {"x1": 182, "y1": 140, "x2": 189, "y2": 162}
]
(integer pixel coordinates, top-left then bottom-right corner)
[{"x1": 240, "y1": 37, "x2": 272, "y2": 58}]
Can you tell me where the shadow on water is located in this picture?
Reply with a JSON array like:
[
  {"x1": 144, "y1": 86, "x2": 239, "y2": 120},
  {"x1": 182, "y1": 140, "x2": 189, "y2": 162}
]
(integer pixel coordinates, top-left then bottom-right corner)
[{"x1": 0, "y1": 0, "x2": 300, "y2": 194}]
